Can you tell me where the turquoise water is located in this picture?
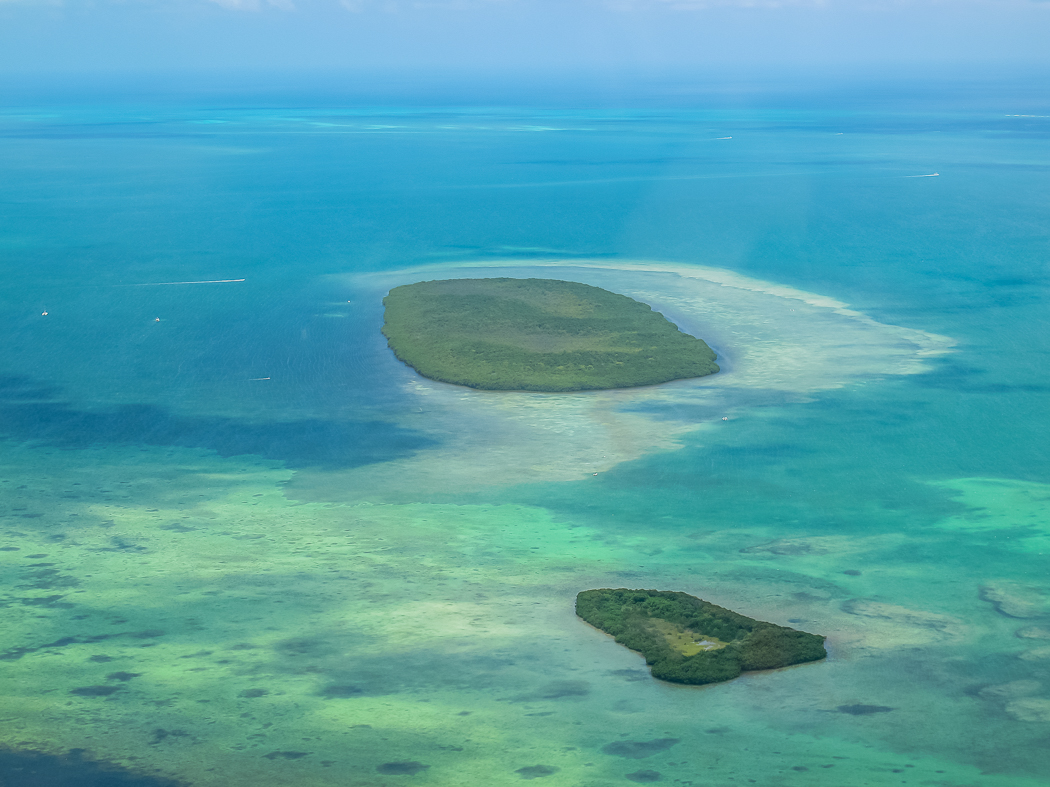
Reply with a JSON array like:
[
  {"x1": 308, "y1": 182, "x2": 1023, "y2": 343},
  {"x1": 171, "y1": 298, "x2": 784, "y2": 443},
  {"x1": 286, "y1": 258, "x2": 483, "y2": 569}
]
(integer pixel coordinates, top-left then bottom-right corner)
[{"x1": 1, "y1": 89, "x2": 1049, "y2": 786}]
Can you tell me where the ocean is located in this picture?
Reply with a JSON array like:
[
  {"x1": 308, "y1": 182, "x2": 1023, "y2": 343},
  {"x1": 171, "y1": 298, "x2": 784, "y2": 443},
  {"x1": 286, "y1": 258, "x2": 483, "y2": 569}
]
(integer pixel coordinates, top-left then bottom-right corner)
[{"x1": 1, "y1": 79, "x2": 1048, "y2": 786}]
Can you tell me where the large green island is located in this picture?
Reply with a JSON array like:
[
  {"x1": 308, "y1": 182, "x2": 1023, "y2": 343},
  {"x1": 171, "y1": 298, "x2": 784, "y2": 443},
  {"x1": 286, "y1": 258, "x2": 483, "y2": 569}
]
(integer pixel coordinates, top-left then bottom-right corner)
[
  {"x1": 381, "y1": 278, "x2": 718, "y2": 392},
  {"x1": 576, "y1": 589, "x2": 826, "y2": 685}
]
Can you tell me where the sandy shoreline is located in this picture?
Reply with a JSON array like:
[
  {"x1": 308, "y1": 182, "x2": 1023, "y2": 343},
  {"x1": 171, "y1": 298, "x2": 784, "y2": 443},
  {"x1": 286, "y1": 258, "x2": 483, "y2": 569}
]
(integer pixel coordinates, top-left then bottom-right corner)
[{"x1": 316, "y1": 260, "x2": 954, "y2": 498}]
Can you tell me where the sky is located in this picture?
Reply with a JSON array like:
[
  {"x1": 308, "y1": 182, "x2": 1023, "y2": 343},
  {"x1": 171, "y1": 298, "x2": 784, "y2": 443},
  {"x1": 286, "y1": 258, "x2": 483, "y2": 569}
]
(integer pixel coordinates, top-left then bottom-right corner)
[{"x1": 1, "y1": 1, "x2": 1049, "y2": 86}]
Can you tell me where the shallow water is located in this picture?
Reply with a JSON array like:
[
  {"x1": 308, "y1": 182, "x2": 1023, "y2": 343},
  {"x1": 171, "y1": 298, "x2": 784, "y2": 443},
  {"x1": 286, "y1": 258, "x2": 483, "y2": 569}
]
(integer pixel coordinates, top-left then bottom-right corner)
[{"x1": 1, "y1": 91, "x2": 1049, "y2": 786}]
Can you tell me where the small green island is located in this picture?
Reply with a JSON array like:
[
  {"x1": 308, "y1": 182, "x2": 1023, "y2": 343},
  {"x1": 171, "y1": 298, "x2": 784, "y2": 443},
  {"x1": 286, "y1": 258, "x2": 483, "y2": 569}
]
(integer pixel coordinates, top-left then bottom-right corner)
[
  {"x1": 576, "y1": 589, "x2": 826, "y2": 685},
  {"x1": 381, "y1": 278, "x2": 718, "y2": 392}
]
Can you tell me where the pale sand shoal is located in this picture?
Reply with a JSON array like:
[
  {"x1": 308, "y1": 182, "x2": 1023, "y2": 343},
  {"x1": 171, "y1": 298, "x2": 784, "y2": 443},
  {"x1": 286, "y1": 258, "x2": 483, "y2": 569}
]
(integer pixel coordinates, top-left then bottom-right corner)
[{"x1": 320, "y1": 259, "x2": 954, "y2": 497}]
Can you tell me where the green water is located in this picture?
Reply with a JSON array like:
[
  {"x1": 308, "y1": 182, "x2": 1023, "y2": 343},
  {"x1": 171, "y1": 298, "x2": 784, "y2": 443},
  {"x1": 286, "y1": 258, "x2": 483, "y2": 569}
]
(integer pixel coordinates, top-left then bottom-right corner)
[{"x1": 1, "y1": 94, "x2": 1048, "y2": 785}]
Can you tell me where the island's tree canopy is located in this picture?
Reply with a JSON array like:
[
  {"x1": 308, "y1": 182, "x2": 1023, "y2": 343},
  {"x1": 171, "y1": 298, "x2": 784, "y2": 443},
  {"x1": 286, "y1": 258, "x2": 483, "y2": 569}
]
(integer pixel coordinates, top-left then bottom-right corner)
[
  {"x1": 576, "y1": 589, "x2": 826, "y2": 685},
  {"x1": 381, "y1": 278, "x2": 718, "y2": 392}
]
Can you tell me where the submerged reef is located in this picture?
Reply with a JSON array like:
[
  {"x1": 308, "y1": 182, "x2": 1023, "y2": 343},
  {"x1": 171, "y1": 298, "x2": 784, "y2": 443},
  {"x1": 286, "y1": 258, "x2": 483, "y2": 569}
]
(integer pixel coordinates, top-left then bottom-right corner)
[
  {"x1": 576, "y1": 589, "x2": 826, "y2": 685},
  {"x1": 381, "y1": 278, "x2": 718, "y2": 391}
]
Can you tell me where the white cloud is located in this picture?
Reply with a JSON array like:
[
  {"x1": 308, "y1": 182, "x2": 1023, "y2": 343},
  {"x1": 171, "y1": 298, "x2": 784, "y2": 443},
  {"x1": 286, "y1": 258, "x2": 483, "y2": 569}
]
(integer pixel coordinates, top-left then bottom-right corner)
[
  {"x1": 605, "y1": 0, "x2": 829, "y2": 8},
  {"x1": 205, "y1": 0, "x2": 295, "y2": 10},
  {"x1": 337, "y1": 0, "x2": 514, "y2": 10}
]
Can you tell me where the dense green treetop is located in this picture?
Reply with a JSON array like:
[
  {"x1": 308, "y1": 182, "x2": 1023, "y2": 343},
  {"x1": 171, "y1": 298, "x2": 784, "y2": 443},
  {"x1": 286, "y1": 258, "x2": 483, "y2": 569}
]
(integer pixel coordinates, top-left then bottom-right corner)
[
  {"x1": 381, "y1": 278, "x2": 718, "y2": 392},
  {"x1": 576, "y1": 589, "x2": 826, "y2": 685}
]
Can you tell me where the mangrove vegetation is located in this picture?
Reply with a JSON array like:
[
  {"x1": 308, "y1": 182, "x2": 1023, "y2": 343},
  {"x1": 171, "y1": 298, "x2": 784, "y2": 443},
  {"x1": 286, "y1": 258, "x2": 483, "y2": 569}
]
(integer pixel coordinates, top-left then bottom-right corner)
[
  {"x1": 381, "y1": 278, "x2": 718, "y2": 392},
  {"x1": 576, "y1": 588, "x2": 826, "y2": 685}
]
